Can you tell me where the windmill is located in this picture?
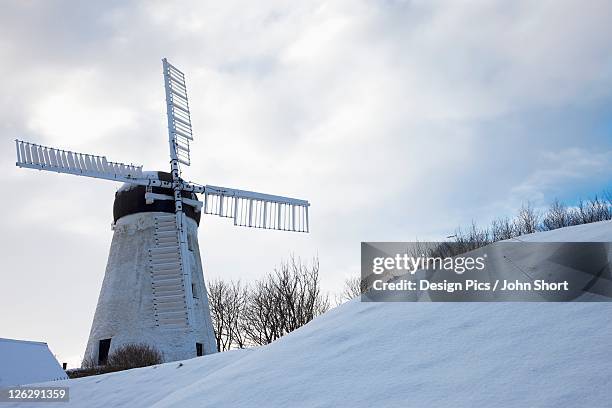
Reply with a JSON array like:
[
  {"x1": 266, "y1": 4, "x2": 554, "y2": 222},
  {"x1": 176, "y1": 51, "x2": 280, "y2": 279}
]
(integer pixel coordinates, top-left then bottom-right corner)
[{"x1": 14, "y1": 58, "x2": 310, "y2": 364}]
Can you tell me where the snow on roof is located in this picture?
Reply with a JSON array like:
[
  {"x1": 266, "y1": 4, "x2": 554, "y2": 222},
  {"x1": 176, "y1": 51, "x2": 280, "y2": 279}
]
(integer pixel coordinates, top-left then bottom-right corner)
[
  {"x1": 0, "y1": 338, "x2": 68, "y2": 387},
  {"x1": 116, "y1": 183, "x2": 138, "y2": 193},
  {"x1": 116, "y1": 171, "x2": 160, "y2": 193},
  {"x1": 13, "y1": 220, "x2": 612, "y2": 407}
]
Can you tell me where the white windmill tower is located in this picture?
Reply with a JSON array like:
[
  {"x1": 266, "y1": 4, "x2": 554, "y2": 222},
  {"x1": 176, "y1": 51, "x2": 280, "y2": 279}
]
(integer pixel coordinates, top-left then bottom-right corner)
[{"x1": 14, "y1": 58, "x2": 310, "y2": 365}]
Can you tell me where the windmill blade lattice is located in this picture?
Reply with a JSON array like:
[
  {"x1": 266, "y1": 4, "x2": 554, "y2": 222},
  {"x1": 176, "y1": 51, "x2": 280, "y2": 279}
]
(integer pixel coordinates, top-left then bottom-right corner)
[
  {"x1": 201, "y1": 185, "x2": 310, "y2": 232},
  {"x1": 163, "y1": 58, "x2": 193, "y2": 167},
  {"x1": 15, "y1": 139, "x2": 152, "y2": 185}
]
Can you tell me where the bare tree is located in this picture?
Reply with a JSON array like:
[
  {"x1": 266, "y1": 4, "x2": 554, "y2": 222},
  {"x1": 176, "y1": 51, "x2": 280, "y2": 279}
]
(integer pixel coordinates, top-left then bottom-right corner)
[
  {"x1": 241, "y1": 277, "x2": 283, "y2": 346},
  {"x1": 491, "y1": 216, "x2": 519, "y2": 241},
  {"x1": 450, "y1": 221, "x2": 491, "y2": 252},
  {"x1": 207, "y1": 278, "x2": 250, "y2": 351},
  {"x1": 273, "y1": 256, "x2": 329, "y2": 333},
  {"x1": 517, "y1": 202, "x2": 540, "y2": 234},
  {"x1": 226, "y1": 280, "x2": 248, "y2": 349},
  {"x1": 240, "y1": 256, "x2": 328, "y2": 346},
  {"x1": 337, "y1": 277, "x2": 365, "y2": 303},
  {"x1": 207, "y1": 278, "x2": 231, "y2": 352},
  {"x1": 605, "y1": 190, "x2": 612, "y2": 208},
  {"x1": 576, "y1": 196, "x2": 611, "y2": 224},
  {"x1": 334, "y1": 276, "x2": 370, "y2": 305},
  {"x1": 542, "y1": 198, "x2": 571, "y2": 230}
]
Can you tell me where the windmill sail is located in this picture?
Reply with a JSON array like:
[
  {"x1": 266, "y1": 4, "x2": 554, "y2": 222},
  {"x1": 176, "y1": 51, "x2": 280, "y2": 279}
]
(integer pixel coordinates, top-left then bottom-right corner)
[
  {"x1": 200, "y1": 185, "x2": 310, "y2": 232},
  {"x1": 14, "y1": 139, "x2": 168, "y2": 187},
  {"x1": 162, "y1": 59, "x2": 197, "y2": 328},
  {"x1": 163, "y1": 58, "x2": 193, "y2": 167}
]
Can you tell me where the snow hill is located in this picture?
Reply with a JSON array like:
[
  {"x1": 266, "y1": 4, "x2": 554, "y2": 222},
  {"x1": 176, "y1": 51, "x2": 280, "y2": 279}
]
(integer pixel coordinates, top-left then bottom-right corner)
[{"x1": 13, "y1": 221, "x2": 612, "y2": 408}]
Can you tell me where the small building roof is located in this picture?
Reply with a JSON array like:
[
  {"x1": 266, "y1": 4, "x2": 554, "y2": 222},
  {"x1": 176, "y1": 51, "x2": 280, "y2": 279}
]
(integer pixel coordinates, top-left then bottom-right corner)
[{"x1": 0, "y1": 338, "x2": 68, "y2": 386}]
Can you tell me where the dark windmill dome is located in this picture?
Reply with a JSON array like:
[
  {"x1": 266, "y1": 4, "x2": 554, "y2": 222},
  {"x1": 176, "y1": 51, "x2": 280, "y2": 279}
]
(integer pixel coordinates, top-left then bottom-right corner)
[{"x1": 113, "y1": 171, "x2": 201, "y2": 225}]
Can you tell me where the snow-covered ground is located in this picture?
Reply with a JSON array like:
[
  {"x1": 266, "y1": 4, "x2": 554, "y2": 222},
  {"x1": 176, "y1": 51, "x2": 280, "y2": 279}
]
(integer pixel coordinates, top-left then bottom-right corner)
[{"x1": 11, "y1": 221, "x2": 612, "y2": 408}]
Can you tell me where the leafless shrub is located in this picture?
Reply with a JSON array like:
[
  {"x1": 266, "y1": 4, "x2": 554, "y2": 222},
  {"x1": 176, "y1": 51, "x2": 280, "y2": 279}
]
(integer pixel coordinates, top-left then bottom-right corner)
[
  {"x1": 67, "y1": 367, "x2": 101, "y2": 379},
  {"x1": 106, "y1": 343, "x2": 163, "y2": 370},
  {"x1": 69, "y1": 344, "x2": 162, "y2": 378},
  {"x1": 68, "y1": 357, "x2": 104, "y2": 379}
]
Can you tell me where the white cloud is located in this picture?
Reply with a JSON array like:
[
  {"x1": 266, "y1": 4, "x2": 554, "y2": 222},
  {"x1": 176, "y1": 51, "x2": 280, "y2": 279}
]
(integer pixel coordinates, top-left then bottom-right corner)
[{"x1": 27, "y1": 69, "x2": 137, "y2": 146}]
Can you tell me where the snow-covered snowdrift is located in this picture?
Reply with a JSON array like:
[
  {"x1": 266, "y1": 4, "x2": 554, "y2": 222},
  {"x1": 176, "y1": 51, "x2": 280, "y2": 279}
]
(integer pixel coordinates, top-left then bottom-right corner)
[{"x1": 15, "y1": 221, "x2": 612, "y2": 407}]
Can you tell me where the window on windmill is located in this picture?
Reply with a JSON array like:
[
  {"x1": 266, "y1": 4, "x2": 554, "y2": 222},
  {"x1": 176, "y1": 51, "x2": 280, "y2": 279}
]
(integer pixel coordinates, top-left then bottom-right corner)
[
  {"x1": 196, "y1": 342, "x2": 203, "y2": 357},
  {"x1": 192, "y1": 283, "x2": 198, "y2": 298}
]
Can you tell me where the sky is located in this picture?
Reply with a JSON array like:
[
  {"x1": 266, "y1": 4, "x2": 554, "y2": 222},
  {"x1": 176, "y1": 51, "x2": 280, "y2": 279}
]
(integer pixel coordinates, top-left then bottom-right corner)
[{"x1": 0, "y1": 0, "x2": 611, "y2": 367}]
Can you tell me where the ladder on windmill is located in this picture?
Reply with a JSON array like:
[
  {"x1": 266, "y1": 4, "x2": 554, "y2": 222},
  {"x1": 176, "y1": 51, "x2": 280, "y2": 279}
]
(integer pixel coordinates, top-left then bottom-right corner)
[{"x1": 149, "y1": 214, "x2": 189, "y2": 328}]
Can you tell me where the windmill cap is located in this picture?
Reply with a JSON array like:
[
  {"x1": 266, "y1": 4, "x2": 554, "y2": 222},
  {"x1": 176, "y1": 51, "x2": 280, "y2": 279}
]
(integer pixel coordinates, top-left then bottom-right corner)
[{"x1": 113, "y1": 171, "x2": 201, "y2": 225}]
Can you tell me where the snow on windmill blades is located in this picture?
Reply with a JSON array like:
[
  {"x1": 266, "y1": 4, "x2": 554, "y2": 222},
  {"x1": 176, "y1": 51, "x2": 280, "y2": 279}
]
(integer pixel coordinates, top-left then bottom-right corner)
[{"x1": 14, "y1": 139, "x2": 157, "y2": 185}]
